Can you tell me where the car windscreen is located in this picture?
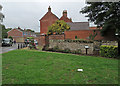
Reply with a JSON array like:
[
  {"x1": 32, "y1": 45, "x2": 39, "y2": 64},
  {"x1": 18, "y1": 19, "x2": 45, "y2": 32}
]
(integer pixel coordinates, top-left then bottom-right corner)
[{"x1": 3, "y1": 39, "x2": 10, "y2": 42}]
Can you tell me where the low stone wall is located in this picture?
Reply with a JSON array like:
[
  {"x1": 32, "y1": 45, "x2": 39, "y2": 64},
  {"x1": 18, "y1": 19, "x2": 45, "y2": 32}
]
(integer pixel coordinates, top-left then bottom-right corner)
[
  {"x1": 49, "y1": 40, "x2": 94, "y2": 54},
  {"x1": 48, "y1": 40, "x2": 118, "y2": 55}
]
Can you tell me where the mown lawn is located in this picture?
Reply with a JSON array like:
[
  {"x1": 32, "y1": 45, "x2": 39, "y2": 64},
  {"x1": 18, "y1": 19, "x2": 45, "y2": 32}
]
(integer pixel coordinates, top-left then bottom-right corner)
[{"x1": 2, "y1": 50, "x2": 118, "y2": 84}]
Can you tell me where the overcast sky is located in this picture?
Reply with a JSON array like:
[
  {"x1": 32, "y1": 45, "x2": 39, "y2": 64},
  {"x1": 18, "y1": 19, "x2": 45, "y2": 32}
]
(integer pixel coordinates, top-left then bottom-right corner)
[{"x1": 1, "y1": 0, "x2": 95, "y2": 32}]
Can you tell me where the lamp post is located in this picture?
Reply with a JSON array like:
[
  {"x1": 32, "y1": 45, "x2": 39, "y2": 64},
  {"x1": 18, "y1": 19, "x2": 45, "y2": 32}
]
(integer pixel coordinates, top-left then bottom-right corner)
[
  {"x1": 115, "y1": 33, "x2": 120, "y2": 56},
  {"x1": 85, "y1": 45, "x2": 89, "y2": 55}
]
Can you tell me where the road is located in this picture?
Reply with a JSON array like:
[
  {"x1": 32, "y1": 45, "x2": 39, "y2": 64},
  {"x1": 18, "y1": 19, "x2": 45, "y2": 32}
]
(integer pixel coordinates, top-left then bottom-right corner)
[{"x1": 0, "y1": 43, "x2": 24, "y2": 54}]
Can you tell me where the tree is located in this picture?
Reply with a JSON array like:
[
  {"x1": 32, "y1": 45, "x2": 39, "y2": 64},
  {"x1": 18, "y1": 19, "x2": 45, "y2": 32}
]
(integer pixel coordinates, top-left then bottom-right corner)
[
  {"x1": 47, "y1": 20, "x2": 70, "y2": 35},
  {"x1": 2, "y1": 24, "x2": 8, "y2": 38},
  {"x1": 81, "y1": 1, "x2": 120, "y2": 56},
  {"x1": 0, "y1": 5, "x2": 4, "y2": 23},
  {"x1": 81, "y1": 2, "x2": 120, "y2": 36},
  {"x1": 2, "y1": 25, "x2": 12, "y2": 38},
  {"x1": 8, "y1": 36, "x2": 13, "y2": 40}
]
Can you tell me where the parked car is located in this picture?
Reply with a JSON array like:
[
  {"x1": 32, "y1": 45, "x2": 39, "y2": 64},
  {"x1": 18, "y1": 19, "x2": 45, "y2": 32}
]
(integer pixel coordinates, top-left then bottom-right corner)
[{"x1": 2, "y1": 38, "x2": 13, "y2": 46}]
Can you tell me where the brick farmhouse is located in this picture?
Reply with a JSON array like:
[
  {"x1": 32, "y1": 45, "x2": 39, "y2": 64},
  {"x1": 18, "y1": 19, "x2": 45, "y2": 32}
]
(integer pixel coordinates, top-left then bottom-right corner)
[{"x1": 7, "y1": 27, "x2": 36, "y2": 42}]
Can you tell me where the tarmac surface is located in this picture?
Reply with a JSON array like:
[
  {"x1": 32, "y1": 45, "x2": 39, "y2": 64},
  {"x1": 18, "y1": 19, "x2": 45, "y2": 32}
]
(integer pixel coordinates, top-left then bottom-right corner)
[{"x1": 0, "y1": 43, "x2": 24, "y2": 54}]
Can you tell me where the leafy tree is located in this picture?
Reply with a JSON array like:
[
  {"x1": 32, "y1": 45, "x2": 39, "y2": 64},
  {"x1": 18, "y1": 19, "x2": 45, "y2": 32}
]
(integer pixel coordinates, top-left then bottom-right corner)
[
  {"x1": 47, "y1": 20, "x2": 70, "y2": 35},
  {"x1": 2, "y1": 24, "x2": 8, "y2": 38},
  {"x1": 81, "y1": 2, "x2": 120, "y2": 37},
  {"x1": 2, "y1": 25, "x2": 12, "y2": 38},
  {"x1": 0, "y1": 5, "x2": 4, "y2": 23},
  {"x1": 89, "y1": 30, "x2": 98, "y2": 40},
  {"x1": 81, "y1": 2, "x2": 120, "y2": 56},
  {"x1": 8, "y1": 36, "x2": 13, "y2": 40}
]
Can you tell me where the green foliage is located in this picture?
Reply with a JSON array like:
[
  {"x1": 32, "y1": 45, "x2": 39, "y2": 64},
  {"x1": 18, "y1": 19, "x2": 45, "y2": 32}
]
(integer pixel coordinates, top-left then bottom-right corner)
[
  {"x1": 100, "y1": 45, "x2": 118, "y2": 58},
  {"x1": 89, "y1": 30, "x2": 98, "y2": 40},
  {"x1": 27, "y1": 37, "x2": 36, "y2": 50},
  {"x1": 81, "y1": 2, "x2": 120, "y2": 37},
  {"x1": 8, "y1": 36, "x2": 13, "y2": 40},
  {"x1": 75, "y1": 36, "x2": 77, "y2": 39},
  {"x1": 47, "y1": 20, "x2": 70, "y2": 35},
  {"x1": 1, "y1": 24, "x2": 12, "y2": 38},
  {"x1": 76, "y1": 49, "x2": 81, "y2": 54},
  {"x1": 53, "y1": 46, "x2": 59, "y2": 52},
  {"x1": 2, "y1": 24, "x2": 7, "y2": 38},
  {"x1": 63, "y1": 48, "x2": 71, "y2": 53},
  {"x1": 71, "y1": 49, "x2": 81, "y2": 54},
  {"x1": 26, "y1": 29, "x2": 35, "y2": 32}
]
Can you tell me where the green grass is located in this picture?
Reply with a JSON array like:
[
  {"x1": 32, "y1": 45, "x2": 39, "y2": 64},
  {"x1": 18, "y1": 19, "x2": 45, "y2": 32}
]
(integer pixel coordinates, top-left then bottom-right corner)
[{"x1": 2, "y1": 50, "x2": 118, "y2": 84}]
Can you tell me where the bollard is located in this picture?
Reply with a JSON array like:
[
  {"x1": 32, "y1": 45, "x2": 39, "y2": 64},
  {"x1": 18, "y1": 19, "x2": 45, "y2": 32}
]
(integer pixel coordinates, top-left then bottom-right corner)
[
  {"x1": 21, "y1": 44, "x2": 22, "y2": 48},
  {"x1": 23, "y1": 44, "x2": 25, "y2": 48},
  {"x1": 18, "y1": 44, "x2": 19, "y2": 49}
]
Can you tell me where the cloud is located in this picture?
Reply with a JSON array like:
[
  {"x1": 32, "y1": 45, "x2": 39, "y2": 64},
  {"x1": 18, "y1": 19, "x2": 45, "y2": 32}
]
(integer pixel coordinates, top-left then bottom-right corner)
[
  {"x1": 1, "y1": 0, "x2": 85, "y2": 2},
  {"x1": 1, "y1": 1, "x2": 95, "y2": 32}
]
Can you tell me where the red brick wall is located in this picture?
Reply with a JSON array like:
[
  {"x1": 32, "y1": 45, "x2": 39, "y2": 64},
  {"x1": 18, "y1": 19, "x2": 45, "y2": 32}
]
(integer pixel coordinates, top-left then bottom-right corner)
[
  {"x1": 38, "y1": 36, "x2": 46, "y2": 46},
  {"x1": 40, "y1": 12, "x2": 59, "y2": 34},
  {"x1": 8, "y1": 29, "x2": 23, "y2": 37},
  {"x1": 64, "y1": 30, "x2": 104, "y2": 40},
  {"x1": 49, "y1": 35, "x2": 65, "y2": 40}
]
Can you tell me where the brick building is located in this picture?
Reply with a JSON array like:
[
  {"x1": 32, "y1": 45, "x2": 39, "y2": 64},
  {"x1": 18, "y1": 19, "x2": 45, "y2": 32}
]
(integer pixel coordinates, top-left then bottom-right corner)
[
  {"x1": 39, "y1": 6, "x2": 72, "y2": 35},
  {"x1": 38, "y1": 6, "x2": 116, "y2": 46},
  {"x1": 40, "y1": 6, "x2": 59, "y2": 35},
  {"x1": 7, "y1": 27, "x2": 36, "y2": 42}
]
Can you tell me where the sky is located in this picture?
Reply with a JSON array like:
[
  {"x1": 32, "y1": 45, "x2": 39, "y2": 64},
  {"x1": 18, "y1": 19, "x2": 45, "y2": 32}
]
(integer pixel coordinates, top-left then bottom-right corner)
[{"x1": 1, "y1": 0, "x2": 95, "y2": 32}]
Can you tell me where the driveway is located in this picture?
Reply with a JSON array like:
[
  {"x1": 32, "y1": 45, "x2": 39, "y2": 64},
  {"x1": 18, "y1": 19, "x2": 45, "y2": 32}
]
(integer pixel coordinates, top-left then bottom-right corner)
[{"x1": 0, "y1": 43, "x2": 24, "y2": 54}]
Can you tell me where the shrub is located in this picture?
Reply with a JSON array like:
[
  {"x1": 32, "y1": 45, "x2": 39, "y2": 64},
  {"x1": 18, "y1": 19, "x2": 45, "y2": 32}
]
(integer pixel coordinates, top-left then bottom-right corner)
[
  {"x1": 8, "y1": 36, "x2": 13, "y2": 40},
  {"x1": 71, "y1": 49, "x2": 81, "y2": 54},
  {"x1": 71, "y1": 50, "x2": 76, "y2": 54},
  {"x1": 63, "y1": 48, "x2": 71, "y2": 53},
  {"x1": 100, "y1": 45, "x2": 118, "y2": 58},
  {"x1": 53, "y1": 46, "x2": 59, "y2": 52},
  {"x1": 75, "y1": 49, "x2": 81, "y2": 54}
]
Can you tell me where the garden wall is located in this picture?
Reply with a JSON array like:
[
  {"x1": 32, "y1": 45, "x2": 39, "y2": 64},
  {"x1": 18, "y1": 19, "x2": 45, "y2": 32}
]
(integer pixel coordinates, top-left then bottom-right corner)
[
  {"x1": 48, "y1": 40, "x2": 118, "y2": 55},
  {"x1": 49, "y1": 40, "x2": 94, "y2": 54}
]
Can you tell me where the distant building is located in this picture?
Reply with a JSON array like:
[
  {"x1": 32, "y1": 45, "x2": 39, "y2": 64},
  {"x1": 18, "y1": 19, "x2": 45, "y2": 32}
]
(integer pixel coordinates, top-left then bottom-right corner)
[
  {"x1": 39, "y1": 6, "x2": 59, "y2": 35},
  {"x1": 38, "y1": 6, "x2": 116, "y2": 46},
  {"x1": 39, "y1": 6, "x2": 72, "y2": 35},
  {"x1": 7, "y1": 27, "x2": 36, "y2": 42}
]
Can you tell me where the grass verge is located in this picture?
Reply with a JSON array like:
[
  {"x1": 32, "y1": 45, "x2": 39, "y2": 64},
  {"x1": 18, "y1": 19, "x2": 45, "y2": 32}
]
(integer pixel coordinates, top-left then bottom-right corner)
[{"x1": 2, "y1": 50, "x2": 118, "y2": 84}]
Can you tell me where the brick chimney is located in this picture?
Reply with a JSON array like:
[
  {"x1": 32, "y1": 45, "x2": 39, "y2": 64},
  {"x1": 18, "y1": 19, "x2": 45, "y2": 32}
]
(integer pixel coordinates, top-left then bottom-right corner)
[
  {"x1": 63, "y1": 10, "x2": 67, "y2": 17},
  {"x1": 48, "y1": 6, "x2": 51, "y2": 12}
]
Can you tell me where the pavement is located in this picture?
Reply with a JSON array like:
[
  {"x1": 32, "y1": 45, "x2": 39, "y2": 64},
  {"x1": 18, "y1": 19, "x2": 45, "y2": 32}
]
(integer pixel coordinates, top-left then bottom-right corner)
[{"x1": 0, "y1": 43, "x2": 24, "y2": 54}]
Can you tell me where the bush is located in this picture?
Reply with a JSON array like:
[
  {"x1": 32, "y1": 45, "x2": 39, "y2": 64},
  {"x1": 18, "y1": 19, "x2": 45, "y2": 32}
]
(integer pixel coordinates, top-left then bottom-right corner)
[
  {"x1": 63, "y1": 48, "x2": 71, "y2": 53},
  {"x1": 53, "y1": 46, "x2": 59, "y2": 52},
  {"x1": 71, "y1": 49, "x2": 81, "y2": 54},
  {"x1": 8, "y1": 36, "x2": 13, "y2": 40},
  {"x1": 100, "y1": 45, "x2": 118, "y2": 58},
  {"x1": 75, "y1": 49, "x2": 81, "y2": 54}
]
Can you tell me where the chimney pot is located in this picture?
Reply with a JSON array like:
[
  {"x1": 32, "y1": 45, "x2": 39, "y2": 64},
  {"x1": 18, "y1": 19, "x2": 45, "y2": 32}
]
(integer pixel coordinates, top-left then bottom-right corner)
[
  {"x1": 63, "y1": 10, "x2": 67, "y2": 17},
  {"x1": 48, "y1": 6, "x2": 51, "y2": 12}
]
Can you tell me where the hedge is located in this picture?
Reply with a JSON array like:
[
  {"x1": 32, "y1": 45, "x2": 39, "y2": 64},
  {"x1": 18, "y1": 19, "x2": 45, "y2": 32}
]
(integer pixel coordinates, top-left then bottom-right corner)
[{"x1": 100, "y1": 45, "x2": 118, "y2": 58}]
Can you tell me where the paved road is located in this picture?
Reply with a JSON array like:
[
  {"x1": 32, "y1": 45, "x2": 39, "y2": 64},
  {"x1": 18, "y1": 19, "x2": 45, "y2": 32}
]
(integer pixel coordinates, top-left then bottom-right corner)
[{"x1": 0, "y1": 43, "x2": 24, "y2": 54}]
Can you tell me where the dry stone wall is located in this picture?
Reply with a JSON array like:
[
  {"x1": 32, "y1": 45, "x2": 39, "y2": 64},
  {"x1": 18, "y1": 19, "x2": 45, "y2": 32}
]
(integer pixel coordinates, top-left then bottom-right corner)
[
  {"x1": 48, "y1": 40, "x2": 118, "y2": 55},
  {"x1": 49, "y1": 40, "x2": 94, "y2": 54}
]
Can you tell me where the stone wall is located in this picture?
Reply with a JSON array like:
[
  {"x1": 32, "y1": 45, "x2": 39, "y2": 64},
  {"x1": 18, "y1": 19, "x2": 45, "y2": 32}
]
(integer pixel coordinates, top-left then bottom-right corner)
[
  {"x1": 49, "y1": 40, "x2": 118, "y2": 55},
  {"x1": 49, "y1": 40, "x2": 94, "y2": 54}
]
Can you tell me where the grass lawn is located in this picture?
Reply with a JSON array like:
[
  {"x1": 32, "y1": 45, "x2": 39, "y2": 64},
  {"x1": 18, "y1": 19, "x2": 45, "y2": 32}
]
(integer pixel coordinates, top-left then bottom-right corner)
[{"x1": 2, "y1": 50, "x2": 118, "y2": 84}]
